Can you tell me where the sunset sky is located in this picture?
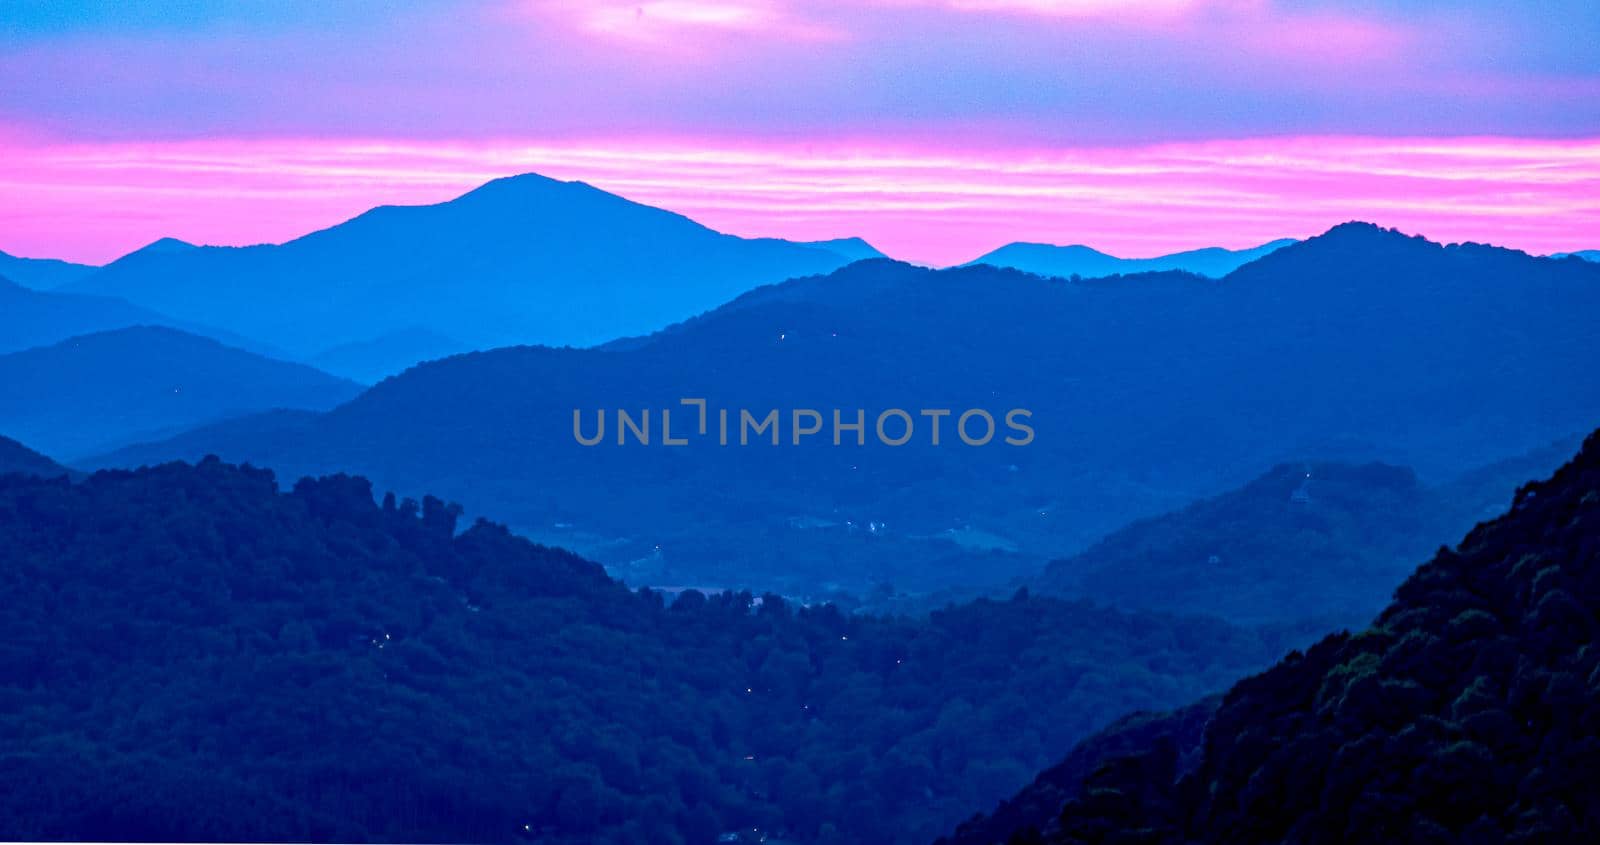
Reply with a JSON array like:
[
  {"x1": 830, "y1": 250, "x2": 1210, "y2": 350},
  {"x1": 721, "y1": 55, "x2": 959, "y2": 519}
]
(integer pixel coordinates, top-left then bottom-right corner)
[{"x1": 3, "y1": 0, "x2": 1598, "y2": 265}]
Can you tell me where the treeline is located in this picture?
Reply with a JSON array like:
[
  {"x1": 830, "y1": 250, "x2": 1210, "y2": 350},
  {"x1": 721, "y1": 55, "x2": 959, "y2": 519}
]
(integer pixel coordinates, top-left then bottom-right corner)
[{"x1": 0, "y1": 458, "x2": 1294, "y2": 844}]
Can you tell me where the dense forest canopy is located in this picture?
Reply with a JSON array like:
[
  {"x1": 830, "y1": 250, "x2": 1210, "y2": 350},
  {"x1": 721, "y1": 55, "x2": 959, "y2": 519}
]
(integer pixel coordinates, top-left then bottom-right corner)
[
  {"x1": 959, "y1": 428, "x2": 1600, "y2": 844},
  {"x1": 0, "y1": 458, "x2": 1299, "y2": 844}
]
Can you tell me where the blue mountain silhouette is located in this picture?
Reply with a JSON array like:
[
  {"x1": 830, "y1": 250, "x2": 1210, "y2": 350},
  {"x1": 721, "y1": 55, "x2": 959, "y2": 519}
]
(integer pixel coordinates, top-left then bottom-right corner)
[
  {"x1": 0, "y1": 326, "x2": 360, "y2": 459},
  {"x1": 94, "y1": 223, "x2": 1600, "y2": 596},
  {"x1": 0, "y1": 248, "x2": 98, "y2": 290},
  {"x1": 966, "y1": 237, "x2": 1295, "y2": 278},
  {"x1": 67, "y1": 173, "x2": 882, "y2": 357}
]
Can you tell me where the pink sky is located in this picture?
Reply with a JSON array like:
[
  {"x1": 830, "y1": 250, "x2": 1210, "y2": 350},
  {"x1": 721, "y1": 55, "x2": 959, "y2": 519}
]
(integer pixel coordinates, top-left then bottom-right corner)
[
  {"x1": 2, "y1": 2, "x2": 1597, "y2": 264},
  {"x1": 1, "y1": 134, "x2": 1596, "y2": 266}
]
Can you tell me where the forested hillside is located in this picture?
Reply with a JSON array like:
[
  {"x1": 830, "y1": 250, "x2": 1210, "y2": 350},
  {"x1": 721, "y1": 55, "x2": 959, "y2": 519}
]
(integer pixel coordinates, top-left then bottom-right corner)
[
  {"x1": 961, "y1": 428, "x2": 1600, "y2": 844},
  {"x1": 0, "y1": 459, "x2": 1295, "y2": 844}
]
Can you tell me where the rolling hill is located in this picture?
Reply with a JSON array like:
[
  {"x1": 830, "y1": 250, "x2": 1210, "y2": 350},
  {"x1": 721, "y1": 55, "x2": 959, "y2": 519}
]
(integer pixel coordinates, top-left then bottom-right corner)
[
  {"x1": 0, "y1": 326, "x2": 361, "y2": 459},
  {"x1": 94, "y1": 224, "x2": 1600, "y2": 597},
  {"x1": 1029, "y1": 462, "x2": 1450, "y2": 627},
  {"x1": 66, "y1": 173, "x2": 881, "y2": 357},
  {"x1": 1022, "y1": 434, "x2": 1585, "y2": 629},
  {"x1": 953, "y1": 427, "x2": 1600, "y2": 844},
  {"x1": 0, "y1": 457, "x2": 1295, "y2": 844},
  {"x1": 965, "y1": 238, "x2": 1295, "y2": 278}
]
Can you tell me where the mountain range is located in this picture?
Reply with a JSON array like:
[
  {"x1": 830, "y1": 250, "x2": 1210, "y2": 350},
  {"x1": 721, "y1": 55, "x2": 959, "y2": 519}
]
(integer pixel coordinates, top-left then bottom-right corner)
[
  {"x1": 0, "y1": 326, "x2": 361, "y2": 459},
  {"x1": 62, "y1": 174, "x2": 882, "y2": 362},
  {"x1": 92, "y1": 223, "x2": 1600, "y2": 598},
  {"x1": 965, "y1": 238, "x2": 1296, "y2": 278}
]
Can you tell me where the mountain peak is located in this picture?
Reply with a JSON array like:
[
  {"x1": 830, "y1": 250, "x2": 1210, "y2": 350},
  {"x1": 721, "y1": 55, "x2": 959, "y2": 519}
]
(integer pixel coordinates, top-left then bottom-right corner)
[
  {"x1": 109, "y1": 237, "x2": 199, "y2": 263},
  {"x1": 797, "y1": 237, "x2": 888, "y2": 262},
  {"x1": 1318, "y1": 220, "x2": 1418, "y2": 244},
  {"x1": 452, "y1": 171, "x2": 608, "y2": 206},
  {"x1": 140, "y1": 236, "x2": 197, "y2": 254}
]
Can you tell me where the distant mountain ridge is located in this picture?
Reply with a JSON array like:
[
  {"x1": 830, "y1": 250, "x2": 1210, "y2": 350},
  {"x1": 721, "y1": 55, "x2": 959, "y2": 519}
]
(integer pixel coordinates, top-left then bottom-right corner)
[
  {"x1": 799, "y1": 237, "x2": 888, "y2": 262},
  {"x1": 0, "y1": 248, "x2": 98, "y2": 290},
  {"x1": 0, "y1": 326, "x2": 360, "y2": 459},
  {"x1": 308, "y1": 327, "x2": 473, "y2": 384},
  {"x1": 965, "y1": 237, "x2": 1295, "y2": 278},
  {"x1": 66, "y1": 173, "x2": 882, "y2": 357},
  {"x1": 96, "y1": 223, "x2": 1600, "y2": 597},
  {"x1": 0, "y1": 274, "x2": 287, "y2": 359}
]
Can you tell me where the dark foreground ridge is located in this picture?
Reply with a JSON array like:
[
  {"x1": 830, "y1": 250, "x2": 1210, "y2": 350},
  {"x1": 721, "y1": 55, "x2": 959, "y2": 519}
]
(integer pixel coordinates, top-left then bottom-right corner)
[
  {"x1": 952, "y1": 427, "x2": 1600, "y2": 844},
  {"x1": 0, "y1": 458, "x2": 1294, "y2": 844}
]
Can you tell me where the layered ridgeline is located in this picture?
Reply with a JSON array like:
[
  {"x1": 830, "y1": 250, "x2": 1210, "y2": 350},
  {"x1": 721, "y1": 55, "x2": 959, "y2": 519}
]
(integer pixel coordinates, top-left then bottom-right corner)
[
  {"x1": 1026, "y1": 439, "x2": 1582, "y2": 628},
  {"x1": 0, "y1": 326, "x2": 360, "y2": 459},
  {"x1": 0, "y1": 248, "x2": 97, "y2": 290},
  {"x1": 964, "y1": 238, "x2": 1295, "y2": 278},
  {"x1": 65, "y1": 173, "x2": 880, "y2": 367},
  {"x1": 0, "y1": 274, "x2": 186, "y2": 355},
  {"x1": 948, "y1": 429, "x2": 1600, "y2": 844},
  {"x1": 96, "y1": 224, "x2": 1600, "y2": 598},
  {"x1": 0, "y1": 459, "x2": 1294, "y2": 845}
]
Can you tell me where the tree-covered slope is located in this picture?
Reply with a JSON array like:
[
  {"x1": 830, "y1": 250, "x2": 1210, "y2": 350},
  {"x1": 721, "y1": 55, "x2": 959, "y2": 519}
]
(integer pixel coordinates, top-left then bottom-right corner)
[
  {"x1": 1030, "y1": 462, "x2": 1451, "y2": 628},
  {"x1": 0, "y1": 459, "x2": 1294, "y2": 844},
  {"x1": 965, "y1": 428, "x2": 1600, "y2": 844}
]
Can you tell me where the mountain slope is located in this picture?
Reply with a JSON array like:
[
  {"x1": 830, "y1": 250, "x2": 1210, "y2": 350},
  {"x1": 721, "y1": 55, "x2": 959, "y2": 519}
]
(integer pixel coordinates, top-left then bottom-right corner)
[
  {"x1": 0, "y1": 326, "x2": 361, "y2": 459},
  {"x1": 0, "y1": 275, "x2": 168, "y2": 355},
  {"x1": 0, "y1": 248, "x2": 98, "y2": 290},
  {"x1": 308, "y1": 327, "x2": 472, "y2": 384},
  {"x1": 966, "y1": 238, "x2": 1294, "y2": 278},
  {"x1": 0, "y1": 436, "x2": 71, "y2": 478},
  {"x1": 1026, "y1": 435, "x2": 1588, "y2": 629},
  {"x1": 1030, "y1": 462, "x2": 1449, "y2": 627},
  {"x1": 962, "y1": 428, "x2": 1600, "y2": 844},
  {"x1": 0, "y1": 458, "x2": 1294, "y2": 844},
  {"x1": 94, "y1": 224, "x2": 1600, "y2": 597},
  {"x1": 67, "y1": 173, "x2": 869, "y2": 356},
  {"x1": 801, "y1": 237, "x2": 888, "y2": 262}
]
